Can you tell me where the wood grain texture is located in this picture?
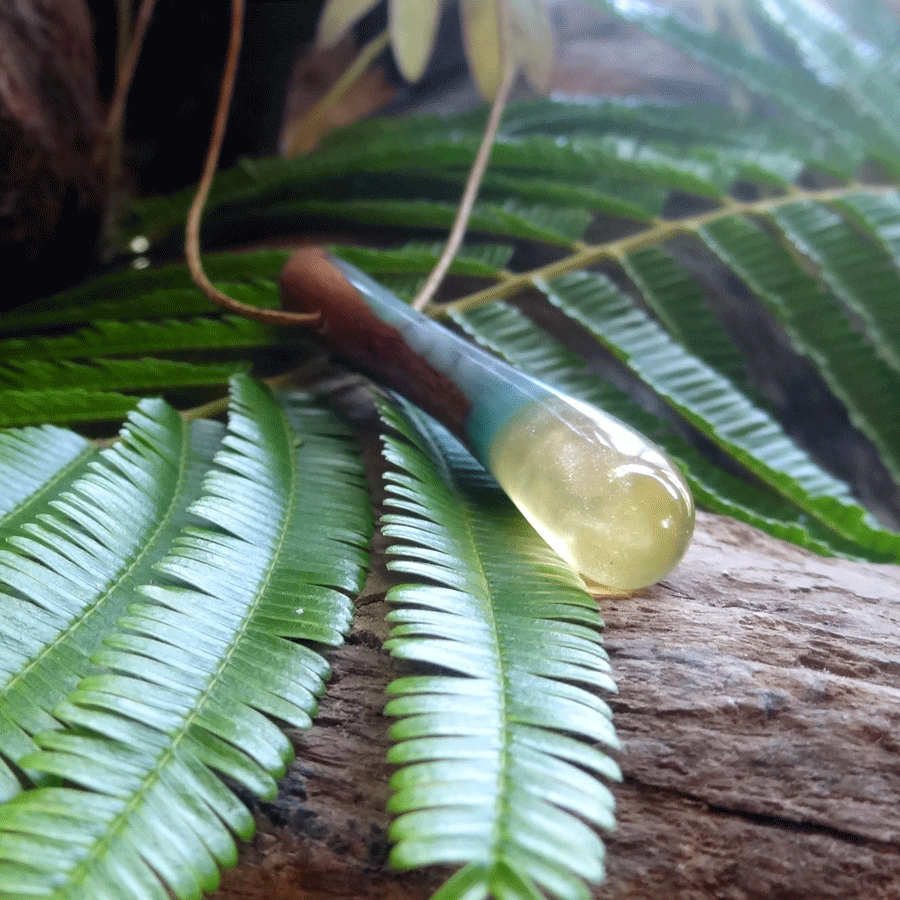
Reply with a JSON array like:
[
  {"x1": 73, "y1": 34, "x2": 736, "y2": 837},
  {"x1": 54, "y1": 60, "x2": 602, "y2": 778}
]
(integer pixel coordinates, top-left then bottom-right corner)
[{"x1": 212, "y1": 501, "x2": 900, "y2": 900}]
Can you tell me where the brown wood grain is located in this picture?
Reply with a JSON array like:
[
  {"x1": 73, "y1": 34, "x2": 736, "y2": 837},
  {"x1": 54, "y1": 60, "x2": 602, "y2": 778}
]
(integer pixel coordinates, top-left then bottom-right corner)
[{"x1": 212, "y1": 508, "x2": 900, "y2": 900}]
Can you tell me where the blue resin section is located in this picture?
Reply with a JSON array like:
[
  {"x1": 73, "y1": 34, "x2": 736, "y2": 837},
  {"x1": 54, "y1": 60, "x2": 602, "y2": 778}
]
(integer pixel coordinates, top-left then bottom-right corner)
[{"x1": 332, "y1": 257, "x2": 552, "y2": 464}]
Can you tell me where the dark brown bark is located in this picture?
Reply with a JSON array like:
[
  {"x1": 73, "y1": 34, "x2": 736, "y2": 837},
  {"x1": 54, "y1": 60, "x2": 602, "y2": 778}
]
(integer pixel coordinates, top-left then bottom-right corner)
[
  {"x1": 1, "y1": 0, "x2": 106, "y2": 299},
  {"x1": 212, "y1": 511, "x2": 900, "y2": 900}
]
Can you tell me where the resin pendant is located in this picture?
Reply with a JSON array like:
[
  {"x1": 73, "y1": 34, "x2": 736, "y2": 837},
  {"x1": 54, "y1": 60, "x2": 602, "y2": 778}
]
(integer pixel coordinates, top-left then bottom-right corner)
[{"x1": 280, "y1": 249, "x2": 695, "y2": 591}]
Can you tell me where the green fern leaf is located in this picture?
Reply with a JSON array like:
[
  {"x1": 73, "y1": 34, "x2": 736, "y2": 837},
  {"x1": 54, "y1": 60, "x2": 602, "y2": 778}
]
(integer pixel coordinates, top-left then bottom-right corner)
[
  {"x1": 0, "y1": 427, "x2": 94, "y2": 536},
  {"x1": 379, "y1": 398, "x2": 619, "y2": 900},
  {"x1": 621, "y1": 246, "x2": 753, "y2": 390},
  {"x1": 1, "y1": 251, "x2": 286, "y2": 333},
  {"x1": 0, "y1": 389, "x2": 144, "y2": 427},
  {"x1": 328, "y1": 243, "x2": 513, "y2": 278},
  {"x1": 698, "y1": 214, "x2": 900, "y2": 484},
  {"x1": 131, "y1": 130, "x2": 714, "y2": 244},
  {"x1": 540, "y1": 271, "x2": 900, "y2": 558},
  {"x1": 748, "y1": 0, "x2": 900, "y2": 153},
  {"x1": 0, "y1": 401, "x2": 222, "y2": 800},
  {"x1": 0, "y1": 356, "x2": 245, "y2": 426},
  {"x1": 583, "y1": 0, "x2": 871, "y2": 168},
  {"x1": 0, "y1": 358, "x2": 247, "y2": 391},
  {"x1": 461, "y1": 171, "x2": 664, "y2": 221},
  {"x1": 492, "y1": 96, "x2": 751, "y2": 142},
  {"x1": 401, "y1": 242, "x2": 515, "y2": 270},
  {"x1": 0, "y1": 316, "x2": 281, "y2": 362},
  {"x1": 493, "y1": 97, "x2": 842, "y2": 174},
  {"x1": 828, "y1": 191, "x2": 900, "y2": 372},
  {"x1": 286, "y1": 198, "x2": 592, "y2": 246},
  {"x1": 0, "y1": 376, "x2": 371, "y2": 898}
]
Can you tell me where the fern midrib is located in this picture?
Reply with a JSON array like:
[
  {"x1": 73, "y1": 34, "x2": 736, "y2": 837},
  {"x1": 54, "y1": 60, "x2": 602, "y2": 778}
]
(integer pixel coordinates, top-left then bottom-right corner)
[
  {"x1": 59, "y1": 408, "x2": 300, "y2": 893},
  {"x1": 1, "y1": 416, "x2": 197, "y2": 706},
  {"x1": 0, "y1": 445, "x2": 95, "y2": 541},
  {"x1": 388, "y1": 414, "x2": 519, "y2": 871},
  {"x1": 438, "y1": 182, "x2": 898, "y2": 316},
  {"x1": 460, "y1": 496, "x2": 513, "y2": 871}
]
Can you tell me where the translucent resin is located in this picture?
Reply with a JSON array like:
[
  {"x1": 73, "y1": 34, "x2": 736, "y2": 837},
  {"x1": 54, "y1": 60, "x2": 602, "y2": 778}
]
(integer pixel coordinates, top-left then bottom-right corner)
[
  {"x1": 310, "y1": 255, "x2": 695, "y2": 591},
  {"x1": 489, "y1": 393, "x2": 695, "y2": 591}
]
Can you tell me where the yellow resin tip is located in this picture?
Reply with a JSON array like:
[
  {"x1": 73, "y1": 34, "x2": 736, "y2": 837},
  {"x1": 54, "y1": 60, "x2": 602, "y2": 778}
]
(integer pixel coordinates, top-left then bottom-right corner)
[{"x1": 489, "y1": 395, "x2": 695, "y2": 592}]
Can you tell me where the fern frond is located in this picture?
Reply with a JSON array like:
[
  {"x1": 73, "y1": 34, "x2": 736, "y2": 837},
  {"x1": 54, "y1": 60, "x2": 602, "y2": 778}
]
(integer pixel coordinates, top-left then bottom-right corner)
[
  {"x1": 475, "y1": 171, "x2": 665, "y2": 220},
  {"x1": 0, "y1": 358, "x2": 247, "y2": 391},
  {"x1": 379, "y1": 398, "x2": 618, "y2": 900},
  {"x1": 540, "y1": 271, "x2": 900, "y2": 558},
  {"x1": 583, "y1": 0, "x2": 872, "y2": 168},
  {"x1": 698, "y1": 215, "x2": 900, "y2": 484},
  {"x1": 0, "y1": 389, "x2": 144, "y2": 428},
  {"x1": 1, "y1": 251, "x2": 286, "y2": 333},
  {"x1": 621, "y1": 246, "x2": 753, "y2": 390},
  {"x1": 0, "y1": 316, "x2": 281, "y2": 362},
  {"x1": 827, "y1": 191, "x2": 900, "y2": 372},
  {"x1": 290, "y1": 199, "x2": 592, "y2": 246},
  {"x1": 0, "y1": 356, "x2": 246, "y2": 426},
  {"x1": 0, "y1": 401, "x2": 222, "y2": 801},
  {"x1": 402, "y1": 242, "x2": 515, "y2": 270},
  {"x1": 0, "y1": 376, "x2": 371, "y2": 898},
  {"x1": 328, "y1": 243, "x2": 513, "y2": 278},
  {"x1": 132, "y1": 131, "x2": 698, "y2": 244},
  {"x1": 748, "y1": 0, "x2": 900, "y2": 153},
  {"x1": 0, "y1": 427, "x2": 93, "y2": 535}
]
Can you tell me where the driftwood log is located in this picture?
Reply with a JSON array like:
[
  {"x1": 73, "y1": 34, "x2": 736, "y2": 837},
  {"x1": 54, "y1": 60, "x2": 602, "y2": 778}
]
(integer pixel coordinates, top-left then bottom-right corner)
[{"x1": 211, "y1": 508, "x2": 900, "y2": 900}]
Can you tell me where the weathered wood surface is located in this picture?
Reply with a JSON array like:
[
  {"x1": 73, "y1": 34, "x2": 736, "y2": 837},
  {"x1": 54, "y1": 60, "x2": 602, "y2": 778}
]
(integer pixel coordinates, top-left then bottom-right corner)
[{"x1": 212, "y1": 510, "x2": 900, "y2": 900}]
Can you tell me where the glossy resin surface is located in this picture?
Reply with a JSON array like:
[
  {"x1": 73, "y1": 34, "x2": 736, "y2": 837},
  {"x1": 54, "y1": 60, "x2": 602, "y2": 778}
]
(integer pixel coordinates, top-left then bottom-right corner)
[
  {"x1": 490, "y1": 393, "x2": 695, "y2": 591},
  {"x1": 304, "y1": 255, "x2": 696, "y2": 591}
]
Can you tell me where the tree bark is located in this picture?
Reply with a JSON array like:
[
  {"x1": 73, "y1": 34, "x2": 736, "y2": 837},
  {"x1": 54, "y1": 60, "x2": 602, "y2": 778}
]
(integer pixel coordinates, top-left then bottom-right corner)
[
  {"x1": 0, "y1": 0, "x2": 106, "y2": 300},
  {"x1": 212, "y1": 511, "x2": 900, "y2": 900}
]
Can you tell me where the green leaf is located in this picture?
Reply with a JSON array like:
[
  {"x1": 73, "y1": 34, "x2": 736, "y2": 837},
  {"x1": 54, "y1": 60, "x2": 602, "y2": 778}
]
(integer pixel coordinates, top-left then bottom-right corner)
[
  {"x1": 0, "y1": 400, "x2": 222, "y2": 800},
  {"x1": 278, "y1": 198, "x2": 592, "y2": 246},
  {"x1": 699, "y1": 214, "x2": 900, "y2": 485},
  {"x1": 0, "y1": 389, "x2": 144, "y2": 427},
  {"x1": 0, "y1": 316, "x2": 283, "y2": 362},
  {"x1": 827, "y1": 191, "x2": 900, "y2": 372},
  {"x1": 540, "y1": 270, "x2": 900, "y2": 559},
  {"x1": 748, "y1": 0, "x2": 900, "y2": 154},
  {"x1": 582, "y1": 0, "x2": 872, "y2": 168},
  {"x1": 0, "y1": 427, "x2": 94, "y2": 538},
  {"x1": 328, "y1": 243, "x2": 514, "y2": 278},
  {"x1": 1, "y1": 251, "x2": 286, "y2": 333},
  {"x1": 0, "y1": 376, "x2": 372, "y2": 898},
  {"x1": 130, "y1": 129, "x2": 720, "y2": 244},
  {"x1": 475, "y1": 171, "x2": 665, "y2": 220},
  {"x1": 378, "y1": 397, "x2": 618, "y2": 900},
  {"x1": 621, "y1": 246, "x2": 753, "y2": 390},
  {"x1": 0, "y1": 358, "x2": 247, "y2": 390}
]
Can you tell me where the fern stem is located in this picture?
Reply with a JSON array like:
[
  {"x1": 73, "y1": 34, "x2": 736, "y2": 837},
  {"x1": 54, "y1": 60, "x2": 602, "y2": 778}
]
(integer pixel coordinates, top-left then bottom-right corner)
[
  {"x1": 179, "y1": 361, "x2": 325, "y2": 424},
  {"x1": 411, "y1": 59, "x2": 517, "y2": 313},
  {"x1": 100, "y1": 0, "x2": 158, "y2": 170},
  {"x1": 438, "y1": 181, "x2": 891, "y2": 317},
  {"x1": 283, "y1": 30, "x2": 391, "y2": 158},
  {"x1": 184, "y1": 0, "x2": 319, "y2": 328}
]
